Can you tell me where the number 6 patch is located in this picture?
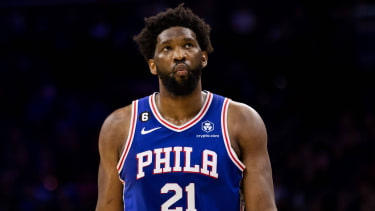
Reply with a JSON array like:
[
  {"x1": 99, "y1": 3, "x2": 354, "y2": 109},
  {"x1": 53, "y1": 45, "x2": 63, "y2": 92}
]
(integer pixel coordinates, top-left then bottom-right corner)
[{"x1": 139, "y1": 111, "x2": 151, "y2": 122}]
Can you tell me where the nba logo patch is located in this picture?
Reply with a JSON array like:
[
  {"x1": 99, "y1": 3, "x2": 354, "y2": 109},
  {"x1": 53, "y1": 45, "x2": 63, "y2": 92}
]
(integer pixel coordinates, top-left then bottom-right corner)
[{"x1": 201, "y1": 120, "x2": 214, "y2": 133}]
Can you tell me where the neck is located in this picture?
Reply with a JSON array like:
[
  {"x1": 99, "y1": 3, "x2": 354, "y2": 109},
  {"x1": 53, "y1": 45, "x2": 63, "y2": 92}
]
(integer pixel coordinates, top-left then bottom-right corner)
[{"x1": 156, "y1": 81, "x2": 206, "y2": 126}]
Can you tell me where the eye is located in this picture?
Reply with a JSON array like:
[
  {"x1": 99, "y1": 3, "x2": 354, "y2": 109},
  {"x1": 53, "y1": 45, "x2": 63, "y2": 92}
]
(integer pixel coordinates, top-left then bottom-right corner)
[
  {"x1": 162, "y1": 46, "x2": 171, "y2": 52},
  {"x1": 184, "y1": 43, "x2": 193, "y2": 48}
]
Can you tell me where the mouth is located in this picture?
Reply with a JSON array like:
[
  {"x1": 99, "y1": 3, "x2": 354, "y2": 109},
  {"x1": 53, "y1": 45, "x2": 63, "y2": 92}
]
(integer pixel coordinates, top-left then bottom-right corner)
[{"x1": 173, "y1": 63, "x2": 189, "y2": 76}]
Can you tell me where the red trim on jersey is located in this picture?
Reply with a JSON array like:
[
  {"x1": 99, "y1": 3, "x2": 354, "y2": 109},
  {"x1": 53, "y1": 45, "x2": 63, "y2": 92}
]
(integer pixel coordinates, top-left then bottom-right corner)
[
  {"x1": 117, "y1": 100, "x2": 138, "y2": 172},
  {"x1": 222, "y1": 99, "x2": 246, "y2": 171},
  {"x1": 119, "y1": 177, "x2": 125, "y2": 184},
  {"x1": 150, "y1": 92, "x2": 213, "y2": 131}
]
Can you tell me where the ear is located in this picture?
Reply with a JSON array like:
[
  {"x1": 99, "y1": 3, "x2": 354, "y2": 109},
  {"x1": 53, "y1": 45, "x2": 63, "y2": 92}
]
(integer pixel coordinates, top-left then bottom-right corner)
[
  {"x1": 148, "y1": 59, "x2": 157, "y2": 75},
  {"x1": 201, "y1": 51, "x2": 208, "y2": 68}
]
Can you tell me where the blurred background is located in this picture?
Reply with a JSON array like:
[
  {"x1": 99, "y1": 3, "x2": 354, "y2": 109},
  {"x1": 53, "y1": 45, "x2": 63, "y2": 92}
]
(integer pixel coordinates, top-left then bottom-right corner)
[{"x1": 1, "y1": 0, "x2": 375, "y2": 210}]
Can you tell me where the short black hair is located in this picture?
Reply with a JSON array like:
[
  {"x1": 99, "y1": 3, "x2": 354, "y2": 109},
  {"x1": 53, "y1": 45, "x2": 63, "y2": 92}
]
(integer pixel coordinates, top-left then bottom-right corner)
[{"x1": 134, "y1": 3, "x2": 214, "y2": 61}]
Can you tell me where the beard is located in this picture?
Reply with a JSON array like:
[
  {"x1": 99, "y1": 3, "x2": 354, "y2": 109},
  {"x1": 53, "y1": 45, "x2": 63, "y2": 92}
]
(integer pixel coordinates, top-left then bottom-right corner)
[{"x1": 156, "y1": 63, "x2": 202, "y2": 96}]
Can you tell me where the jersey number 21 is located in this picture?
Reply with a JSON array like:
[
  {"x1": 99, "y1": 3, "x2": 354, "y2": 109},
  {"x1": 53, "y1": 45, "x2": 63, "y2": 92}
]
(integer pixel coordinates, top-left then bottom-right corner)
[{"x1": 161, "y1": 183, "x2": 196, "y2": 211}]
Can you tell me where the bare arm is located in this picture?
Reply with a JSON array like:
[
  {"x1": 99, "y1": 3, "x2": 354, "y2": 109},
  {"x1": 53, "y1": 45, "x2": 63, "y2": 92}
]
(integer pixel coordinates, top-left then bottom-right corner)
[
  {"x1": 96, "y1": 105, "x2": 132, "y2": 211},
  {"x1": 228, "y1": 101, "x2": 277, "y2": 211}
]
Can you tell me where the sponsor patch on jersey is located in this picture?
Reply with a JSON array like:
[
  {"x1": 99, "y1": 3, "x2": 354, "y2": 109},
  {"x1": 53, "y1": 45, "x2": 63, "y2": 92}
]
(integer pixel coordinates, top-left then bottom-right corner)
[
  {"x1": 201, "y1": 120, "x2": 214, "y2": 133},
  {"x1": 196, "y1": 120, "x2": 219, "y2": 138}
]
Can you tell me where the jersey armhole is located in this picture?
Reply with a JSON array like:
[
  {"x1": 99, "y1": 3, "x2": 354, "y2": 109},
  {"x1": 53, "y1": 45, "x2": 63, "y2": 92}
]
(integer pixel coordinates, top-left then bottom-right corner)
[
  {"x1": 221, "y1": 98, "x2": 246, "y2": 171},
  {"x1": 116, "y1": 100, "x2": 138, "y2": 176}
]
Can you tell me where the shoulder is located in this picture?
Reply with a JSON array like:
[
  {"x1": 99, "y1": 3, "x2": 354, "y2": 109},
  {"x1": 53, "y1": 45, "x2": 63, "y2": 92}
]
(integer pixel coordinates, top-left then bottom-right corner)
[
  {"x1": 98, "y1": 104, "x2": 133, "y2": 156},
  {"x1": 227, "y1": 101, "x2": 265, "y2": 130},
  {"x1": 227, "y1": 100, "x2": 267, "y2": 152}
]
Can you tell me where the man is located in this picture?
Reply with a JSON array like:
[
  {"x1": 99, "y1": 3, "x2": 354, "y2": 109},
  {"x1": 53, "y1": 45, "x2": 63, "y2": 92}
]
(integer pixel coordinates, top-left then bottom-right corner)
[{"x1": 96, "y1": 4, "x2": 277, "y2": 211}]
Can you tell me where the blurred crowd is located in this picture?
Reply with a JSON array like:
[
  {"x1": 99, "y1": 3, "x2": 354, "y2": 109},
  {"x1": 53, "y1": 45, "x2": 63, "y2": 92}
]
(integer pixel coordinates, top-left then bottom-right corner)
[{"x1": 1, "y1": 0, "x2": 374, "y2": 210}]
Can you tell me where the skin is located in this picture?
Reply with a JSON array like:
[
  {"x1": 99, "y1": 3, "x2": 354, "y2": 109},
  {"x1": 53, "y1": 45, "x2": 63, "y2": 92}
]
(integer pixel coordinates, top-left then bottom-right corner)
[{"x1": 96, "y1": 26, "x2": 277, "y2": 210}]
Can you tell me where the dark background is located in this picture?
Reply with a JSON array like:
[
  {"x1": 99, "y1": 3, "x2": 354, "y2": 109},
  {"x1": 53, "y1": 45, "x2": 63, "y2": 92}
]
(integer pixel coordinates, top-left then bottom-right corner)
[{"x1": 1, "y1": 0, "x2": 375, "y2": 210}]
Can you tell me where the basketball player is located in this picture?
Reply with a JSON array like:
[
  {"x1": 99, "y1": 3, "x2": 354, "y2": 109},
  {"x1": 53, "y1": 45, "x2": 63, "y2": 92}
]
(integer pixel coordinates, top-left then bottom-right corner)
[{"x1": 96, "y1": 4, "x2": 277, "y2": 211}]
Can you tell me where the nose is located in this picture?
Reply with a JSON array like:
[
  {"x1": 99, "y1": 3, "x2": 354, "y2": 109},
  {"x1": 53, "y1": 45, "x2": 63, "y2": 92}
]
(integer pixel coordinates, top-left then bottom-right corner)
[{"x1": 173, "y1": 47, "x2": 186, "y2": 62}]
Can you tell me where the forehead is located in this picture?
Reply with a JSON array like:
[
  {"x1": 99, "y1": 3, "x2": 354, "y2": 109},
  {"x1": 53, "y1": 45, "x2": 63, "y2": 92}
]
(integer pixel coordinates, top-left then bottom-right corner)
[{"x1": 156, "y1": 26, "x2": 197, "y2": 44}]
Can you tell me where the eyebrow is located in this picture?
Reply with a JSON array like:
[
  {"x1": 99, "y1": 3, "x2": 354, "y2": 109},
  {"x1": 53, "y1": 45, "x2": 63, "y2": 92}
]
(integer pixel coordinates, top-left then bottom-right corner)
[
  {"x1": 159, "y1": 37, "x2": 196, "y2": 46},
  {"x1": 182, "y1": 38, "x2": 195, "y2": 42},
  {"x1": 159, "y1": 40, "x2": 172, "y2": 46}
]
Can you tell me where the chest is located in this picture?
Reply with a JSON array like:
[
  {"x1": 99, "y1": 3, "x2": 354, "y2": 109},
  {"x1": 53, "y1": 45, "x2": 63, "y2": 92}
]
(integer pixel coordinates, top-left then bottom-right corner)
[{"x1": 129, "y1": 125, "x2": 224, "y2": 180}]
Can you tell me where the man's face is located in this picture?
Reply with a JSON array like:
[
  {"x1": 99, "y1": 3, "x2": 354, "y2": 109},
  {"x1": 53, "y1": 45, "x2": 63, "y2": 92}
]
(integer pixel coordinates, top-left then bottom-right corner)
[{"x1": 148, "y1": 26, "x2": 208, "y2": 96}]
